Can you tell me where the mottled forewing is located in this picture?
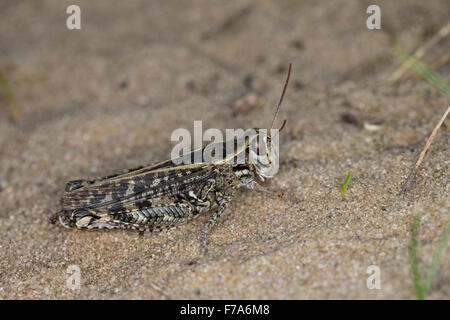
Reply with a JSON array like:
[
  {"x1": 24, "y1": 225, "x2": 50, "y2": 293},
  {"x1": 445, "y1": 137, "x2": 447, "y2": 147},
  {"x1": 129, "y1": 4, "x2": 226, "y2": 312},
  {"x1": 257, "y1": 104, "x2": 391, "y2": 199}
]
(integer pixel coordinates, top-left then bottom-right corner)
[{"x1": 61, "y1": 163, "x2": 215, "y2": 211}]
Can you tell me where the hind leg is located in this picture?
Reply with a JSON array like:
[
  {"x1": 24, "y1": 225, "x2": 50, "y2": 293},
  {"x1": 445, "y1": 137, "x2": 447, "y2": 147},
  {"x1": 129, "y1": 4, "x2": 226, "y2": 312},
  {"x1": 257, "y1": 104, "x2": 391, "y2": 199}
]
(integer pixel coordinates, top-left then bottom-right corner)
[{"x1": 201, "y1": 203, "x2": 228, "y2": 257}]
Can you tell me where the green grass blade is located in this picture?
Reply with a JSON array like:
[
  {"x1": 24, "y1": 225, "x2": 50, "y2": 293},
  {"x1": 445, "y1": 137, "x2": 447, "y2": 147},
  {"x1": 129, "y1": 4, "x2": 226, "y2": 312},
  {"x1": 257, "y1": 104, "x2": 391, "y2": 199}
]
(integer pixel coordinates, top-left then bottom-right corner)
[
  {"x1": 335, "y1": 171, "x2": 351, "y2": 200},
  {"x1": 342, "y1": 171, "x2": 351, "y2": 194},
  {"x1": 409, "y1": 215, "x2": 426, "y2": 300},
  {"x1": 393, "y1": 48, "x2": 450, "y2": 97}
]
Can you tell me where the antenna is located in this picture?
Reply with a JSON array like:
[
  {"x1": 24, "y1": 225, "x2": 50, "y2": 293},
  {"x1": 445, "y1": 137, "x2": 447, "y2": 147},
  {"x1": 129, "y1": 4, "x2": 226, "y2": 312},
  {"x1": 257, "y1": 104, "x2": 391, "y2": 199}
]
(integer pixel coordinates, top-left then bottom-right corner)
[{"x1": 269, "y1": 63, "x2": 291, "y2": 131}]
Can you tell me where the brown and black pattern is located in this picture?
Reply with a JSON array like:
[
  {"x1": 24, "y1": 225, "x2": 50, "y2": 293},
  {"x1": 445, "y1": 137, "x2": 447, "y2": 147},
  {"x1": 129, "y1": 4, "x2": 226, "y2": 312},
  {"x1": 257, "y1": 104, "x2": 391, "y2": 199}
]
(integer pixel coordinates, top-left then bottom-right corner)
[
  {"x1": 54, "y1": 143, "x2": 258, "y2": 254},
  {"x1": 53, "y1": 64, "x2": 291, "y2": 256}
]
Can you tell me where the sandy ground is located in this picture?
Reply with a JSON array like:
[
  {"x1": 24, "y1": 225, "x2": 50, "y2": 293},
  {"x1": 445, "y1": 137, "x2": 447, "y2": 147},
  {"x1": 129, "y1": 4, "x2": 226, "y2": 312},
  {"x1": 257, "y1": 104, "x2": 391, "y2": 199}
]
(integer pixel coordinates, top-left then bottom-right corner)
[{"x1": 0, "y1": 0, "x2": 449, "y2": 299}]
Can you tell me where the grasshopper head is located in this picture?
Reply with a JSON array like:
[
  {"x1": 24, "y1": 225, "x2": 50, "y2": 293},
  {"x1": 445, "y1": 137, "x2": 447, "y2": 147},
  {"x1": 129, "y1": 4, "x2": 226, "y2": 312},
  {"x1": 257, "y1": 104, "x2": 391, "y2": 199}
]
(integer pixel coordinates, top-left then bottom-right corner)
[
  {"x1": 248, "y1": 128, "x2": 282, "y2": 180},
  {"x1": 249, "y1": 63, "x2": 291, "y2": 180}
]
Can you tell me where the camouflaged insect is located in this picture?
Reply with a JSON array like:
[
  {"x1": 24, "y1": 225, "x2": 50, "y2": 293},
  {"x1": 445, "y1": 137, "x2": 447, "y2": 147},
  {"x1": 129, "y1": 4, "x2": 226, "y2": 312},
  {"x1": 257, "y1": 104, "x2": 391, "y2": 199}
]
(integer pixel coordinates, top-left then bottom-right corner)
[{"x1": 53, "y1": 64, "x2": 292, "y2": 256}]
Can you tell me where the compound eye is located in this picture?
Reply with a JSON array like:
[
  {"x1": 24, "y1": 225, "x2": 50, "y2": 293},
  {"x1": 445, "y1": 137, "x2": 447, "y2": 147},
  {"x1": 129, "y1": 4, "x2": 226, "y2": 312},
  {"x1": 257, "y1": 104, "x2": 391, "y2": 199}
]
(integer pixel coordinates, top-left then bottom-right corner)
[
  {"x1": 249, "y1": 137, "x2": 259, "y2": 154},
  {"x1": 259, "y1": 139, "x2": 269, "y2": 157}
]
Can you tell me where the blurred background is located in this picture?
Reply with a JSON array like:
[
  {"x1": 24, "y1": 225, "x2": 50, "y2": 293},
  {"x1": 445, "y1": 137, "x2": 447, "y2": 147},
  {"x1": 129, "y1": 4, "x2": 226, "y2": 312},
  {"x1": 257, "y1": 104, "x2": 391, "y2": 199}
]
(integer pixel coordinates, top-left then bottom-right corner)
[{"x1": 0, "y1": 0, "x2": 449, "y2": 299}]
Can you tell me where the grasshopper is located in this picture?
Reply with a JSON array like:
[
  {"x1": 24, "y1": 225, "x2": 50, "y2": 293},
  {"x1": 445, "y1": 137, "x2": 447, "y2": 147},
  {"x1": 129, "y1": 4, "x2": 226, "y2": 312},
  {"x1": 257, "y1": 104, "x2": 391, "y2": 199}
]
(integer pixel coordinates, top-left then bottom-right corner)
[{"x1": 53, "y1": 64, "x2": 291, "y2": 256}]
